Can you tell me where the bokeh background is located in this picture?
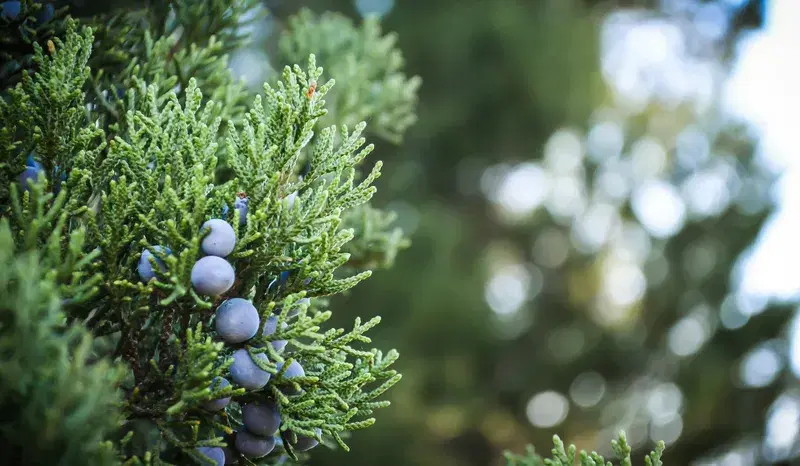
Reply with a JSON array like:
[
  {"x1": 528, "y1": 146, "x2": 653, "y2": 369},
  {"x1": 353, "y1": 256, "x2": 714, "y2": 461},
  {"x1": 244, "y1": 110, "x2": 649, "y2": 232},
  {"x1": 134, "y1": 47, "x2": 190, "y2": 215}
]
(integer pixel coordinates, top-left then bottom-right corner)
[{"x1": 64, "y1": 0, "x2": 800, "y2": 464}]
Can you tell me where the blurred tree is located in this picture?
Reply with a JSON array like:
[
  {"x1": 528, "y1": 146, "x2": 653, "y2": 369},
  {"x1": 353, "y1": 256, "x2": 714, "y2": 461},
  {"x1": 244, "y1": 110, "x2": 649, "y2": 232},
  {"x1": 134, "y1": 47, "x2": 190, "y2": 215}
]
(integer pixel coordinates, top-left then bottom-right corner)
[{"x1": 253, "y1": 1, "x2": 790, "y2": 466}]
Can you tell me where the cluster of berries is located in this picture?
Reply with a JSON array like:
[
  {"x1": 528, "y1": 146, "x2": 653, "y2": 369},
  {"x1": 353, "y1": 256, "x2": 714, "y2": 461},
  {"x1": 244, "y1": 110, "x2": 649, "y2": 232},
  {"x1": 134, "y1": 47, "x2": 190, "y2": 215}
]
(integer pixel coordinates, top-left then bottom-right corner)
[
  {"x1": 137, "y1": 211, "x2": 317, "y2": 464},
  {"x1": 1, "y1": 1, "x2": 54, "y2": 22}
]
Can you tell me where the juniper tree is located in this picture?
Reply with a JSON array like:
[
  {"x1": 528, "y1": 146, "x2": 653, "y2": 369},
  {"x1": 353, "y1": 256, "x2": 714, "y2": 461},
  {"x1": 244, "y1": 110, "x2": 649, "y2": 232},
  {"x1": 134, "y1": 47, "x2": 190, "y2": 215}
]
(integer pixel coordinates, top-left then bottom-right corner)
[
  {"x1": 0, "y1": 1, "x2": 420, "y2": 464},
  {"x1": 1, "y1": 2, "x2": 668, "y2": 466}
]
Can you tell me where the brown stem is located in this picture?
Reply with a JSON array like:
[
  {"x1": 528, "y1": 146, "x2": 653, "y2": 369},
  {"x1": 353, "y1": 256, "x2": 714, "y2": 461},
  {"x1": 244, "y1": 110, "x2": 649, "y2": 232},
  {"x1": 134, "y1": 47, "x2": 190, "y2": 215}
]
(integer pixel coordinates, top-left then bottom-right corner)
[
  {"x1": 158, "y1": 309, "x2": 175, "y2": 372},
  {"x1": 124, "y1": 327, "x2": 143, "y2": 383}
]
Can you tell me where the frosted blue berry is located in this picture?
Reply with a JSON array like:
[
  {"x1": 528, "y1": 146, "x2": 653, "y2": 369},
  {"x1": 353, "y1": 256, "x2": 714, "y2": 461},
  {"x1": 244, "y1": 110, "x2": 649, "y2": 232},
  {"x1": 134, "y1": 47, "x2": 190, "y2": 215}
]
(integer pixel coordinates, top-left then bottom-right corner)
[
  {"x1": 1, "y1": 1, "x2": 20, "y2": 20},
  {"x1": 35, "y1": 3, "x2": 54, "y2": 23},
  {"x1": 233, "y1": 197, "x2": 249, "y2": 225},
  {"x1": 221, "y1": 447, "x2": 237, "y2": 464},
  {"x1": 137, "y1": 246, "x2": 171, "y2": 283},
  {"x1": 241, "y1": 401, "x2": 281, "y2": 437},
  {"x1": 200, "y1": 219, "x2": 236, "y2": 257},
  {"x1": 235, "y1": 430, "x2": 275, "y2": 458},
  {"x1": 203, "y1": 376, "x2": 231, "y2": 411},
  {"x1": 293, "y1": 298, "x2": 311, "y2": 317},
  {"x1": 25, "y1": 154, "x2": 42, "y2": 169},
  {"x1": 263, "y1": 316, "x2": 288, "y2": 351},
  {"x1": 229, "y1": 349, "x2": 271, "y2": 390},
  {"x1": 215, "y1": 298, "x2": 260, "y2": 344},
  {"x1": 19, "y1": 166, "x2": 44, "y2": 191},
  {"x1": 288, "y1": 428, "x2": 321, "y2": 452},
  {"x1": 277, "y1": 360, "x2": 305, "y2": 379},
  {"x1": 279, "y1": 270, "x2": 291, "y2": 287},
  {"x1": 276, "y1": 360, "x2": 305, "y2": 395},
  {"x1": 196, "y1": 446, "x2": 225, "y2": 466},
  {"x1": 191, "y1": 256, "x2": 235, "y2": 296}
]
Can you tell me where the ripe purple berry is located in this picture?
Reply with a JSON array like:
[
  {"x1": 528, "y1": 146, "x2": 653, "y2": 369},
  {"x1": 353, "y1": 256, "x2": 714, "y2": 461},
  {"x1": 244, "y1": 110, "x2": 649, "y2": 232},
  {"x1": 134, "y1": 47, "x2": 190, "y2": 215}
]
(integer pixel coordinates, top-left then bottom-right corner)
[
  {"x1": 203, "y1": 376, "x2": 231, "y2": 412},
  {"x1": 196, "y1": 446, "x2": 225, "y2": 466},
  {"x1": 221, "y1": 447, "x2": 237, "y2": 464},
  {"x1": 273, "y1": 297, "x2": 309, "y2": 318},
  {"x1": 200, "y1": 219, "x2": 236, "y2": 257},
  {"x1": 276, "y1": 360, "x2": 305, "y2": 395},
  {"x1": 1, "y1": 1, "x2": 20, "y2": 20},
  {"x1": 229, "y1": 349, "x2": 271, "y2": 390},
  {"x1": 277, "y1": 360, "x2": 305, "y2": 379},
  {"x1": 25, "y1": 154, "x2": 42, "y2": 169},
  {"x1": 137, "y1": 246, "x2": 171, "y2": 283},
  {"x1": 241, "y1": 401, "x2": 281, "y2": 437},
  {"x1": 215, "y1": 298, "x2": 260, "y2": 344},
  {"x1": 233, "y1": 197, "x2": 249, "y2": 225},
  {"x1": 288, "y1": 428, "x2": 322, "y2": 452},
  {"x1": 235, "y1": 430, "x2": 276, "y2": 458},
  {"x1": 19, "y1": 165, "x2": 44, "y2": 191},
  {"x1": 191, "y1": 256, "x2": 235, "y2": 296},
  {"x1": 34, "y1": 2, "x2": 54, "y2": 23},
  {"x1": 263, "y1": 316, "x2": 288, "y2": 352},
  {"x1": 293, "y1": 298, "x2": 311, "y2": 317}
]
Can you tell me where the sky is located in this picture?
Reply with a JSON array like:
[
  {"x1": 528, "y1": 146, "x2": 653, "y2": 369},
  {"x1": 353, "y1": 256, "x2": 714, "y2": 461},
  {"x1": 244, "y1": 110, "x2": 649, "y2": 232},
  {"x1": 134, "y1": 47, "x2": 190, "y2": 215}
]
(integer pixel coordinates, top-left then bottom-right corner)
[{"x1": 726, "y1": 0, "x2": 800, "y2": 301}]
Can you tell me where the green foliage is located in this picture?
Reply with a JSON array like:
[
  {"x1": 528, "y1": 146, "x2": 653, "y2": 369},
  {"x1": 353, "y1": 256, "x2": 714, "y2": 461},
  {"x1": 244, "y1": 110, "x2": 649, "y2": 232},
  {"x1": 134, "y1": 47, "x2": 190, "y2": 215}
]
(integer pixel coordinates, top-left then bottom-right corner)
[
  {"x1": 504, "y1": 432, "x2": 665, "y2": 466},
  {"x1": 278, "y1": 8, "x2": 422, "y2": 145},
  {"x1": 0, "y1": 220, "x2": 124, "y2": 466},
  {"x1": 0, "y1": 0, "x2": 69, "y2": 88},
  {"x1": 84, "y1": 0, "x2": 258, "y2": 137},
  {"x1": 339, "y1": 205, "x2": 409, "y2": 270},
  {"x1": 1, "y1": 0, "x2": 415, "y2": 461},
  {"x1": 273, "y1": 8, "x2": 420, "y2": 272}
]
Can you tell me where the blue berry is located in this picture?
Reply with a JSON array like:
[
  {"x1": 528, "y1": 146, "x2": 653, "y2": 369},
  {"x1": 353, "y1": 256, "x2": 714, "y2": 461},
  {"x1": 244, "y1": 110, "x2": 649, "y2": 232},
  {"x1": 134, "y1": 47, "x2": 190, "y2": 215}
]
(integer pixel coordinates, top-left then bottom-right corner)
[
  {"x1": 288, "y1": 428, "x2": 321, "y2": 452},
  {"x1": 241, "y1": 401, "x2": 281, "y2": 437},
  {"x1": 215, "y1": 298, "x2": 260, "y2": 344},
  {"x1": 200, "y1": 219, "x2": 236, "y2": 258},
  {"x1": 221, "y1": 447, "x2": 237, "y2": 464},
  {"x1": 1, "y1": 1, "x2": 21, "y2": 20},
  {"x1": 235, "y1": 430, "x2": 275, "y2": 458},
  {"x1": 25, "y1": 154, "x2": 42, "y2": 169},
  {"x1": 203, "y1": 376, "x2": 231, "y2": 411},
  {"x1": 137, "y1": 245, "x2": 171, "y2": 283},
  {"x1": 233, "y1": 197, "x2": 249, "y2": 225},
  {"x1": 277, "y1": 360, "x2": 305, "y2": 379},
  {"x1": 19, "y1": 166, "x2": 44, "y2": 191},
  {"x1": 191, "y1": 256, "x2": 235, "y2": 296},
  {"x1": 35, "y1": 3, "x2": 54, "y2": 23},
  {"x1": 196, "y1": 446, "x2": 225, "y2": 466},
  {"x1": 273, "y1": 298, "x2": 309, "y2": 319},
  {"x1": 276, "y1": 360, "x2": 305, "y2": 395},
  {"x1": 294, "y1": 298, "x2": 311, "y2": 316},
  {"x1": 229, "y1": 349, "x2": 271, "y2": 390},
  {"x1": 263, "y1": 316, "x2": 288, "y2": 351},
  {"x1": 278, "y1": 270, "x2": 291, "y2": 287}
]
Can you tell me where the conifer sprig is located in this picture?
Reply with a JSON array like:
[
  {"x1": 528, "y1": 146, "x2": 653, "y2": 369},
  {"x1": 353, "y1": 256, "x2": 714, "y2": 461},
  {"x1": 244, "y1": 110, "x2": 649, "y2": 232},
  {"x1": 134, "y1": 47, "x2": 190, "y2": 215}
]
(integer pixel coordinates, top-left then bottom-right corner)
[
  {"x1": 2, "y1": 13, "x2": 409, "y2": 464},
  {"x1": 504, "y1": 432, "x2": 666, "y2": 466},
  {"x1": 0, "y1": 220, "x2": 124, "y2": 466},
  {"x1": 278, "y1": 8, "x2": 422, "y2": 145}
]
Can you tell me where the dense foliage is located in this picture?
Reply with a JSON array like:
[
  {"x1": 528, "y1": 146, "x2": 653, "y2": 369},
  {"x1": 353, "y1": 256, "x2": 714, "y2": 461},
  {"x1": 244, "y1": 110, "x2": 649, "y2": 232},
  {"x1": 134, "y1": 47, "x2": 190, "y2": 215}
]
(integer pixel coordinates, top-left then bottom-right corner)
[{"x1": 0, "y1": 1, "x2": 420, "y2": 464}]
